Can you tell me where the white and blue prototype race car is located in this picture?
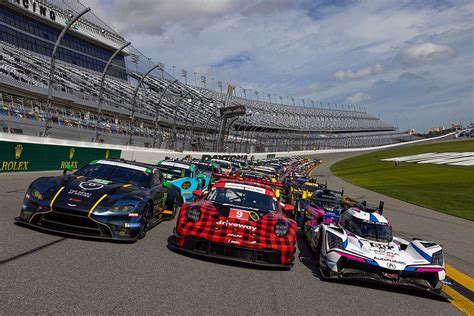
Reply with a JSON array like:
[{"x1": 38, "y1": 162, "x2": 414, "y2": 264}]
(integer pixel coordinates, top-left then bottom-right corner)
[{"x1": 303, "y1": 206, "x2": 445, "y2": 294}]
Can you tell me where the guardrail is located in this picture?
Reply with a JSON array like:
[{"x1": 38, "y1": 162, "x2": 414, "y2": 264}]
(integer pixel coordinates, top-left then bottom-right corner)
[{"x1": 0, "y1": 132, "x2": 456, "y2": 172}]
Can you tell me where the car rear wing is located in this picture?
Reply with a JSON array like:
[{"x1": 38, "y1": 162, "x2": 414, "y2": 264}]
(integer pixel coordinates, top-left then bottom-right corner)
[
  {"x1": 211, "y1": 172, "x2": 285, "y2": 188},
  {"x1": 346, "y1": 200, "x2": 385, "y2": 214}
]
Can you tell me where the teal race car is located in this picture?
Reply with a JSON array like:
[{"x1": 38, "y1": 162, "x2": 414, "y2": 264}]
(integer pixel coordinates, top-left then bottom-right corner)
[{"x1": 156, "y1": 160, "x2": 210, "y2": 202}]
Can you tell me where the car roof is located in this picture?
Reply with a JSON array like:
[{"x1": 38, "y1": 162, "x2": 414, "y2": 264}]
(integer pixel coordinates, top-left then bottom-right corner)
[
  {"x1": 213, "y1": 179, "x2": 277, "y2": 197},
  {"x1": 346, "y1": 207, "x2": 389, "y2": 224},
  {"x1": 99, "y1": 159, "x2": 157, "y2": 170}
]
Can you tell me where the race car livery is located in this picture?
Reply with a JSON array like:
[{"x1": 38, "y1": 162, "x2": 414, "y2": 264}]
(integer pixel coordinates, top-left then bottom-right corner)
[
  {"x1": 156, "y1": 160, "x2": 210, "y2": 202},
  {"x1": 16, "y1": 159, "x2": 180, "y2": 240},
  {"x1": 169, "y1": 179, "x2": 297, "y2": 268},
  {"x1": 303, "y1": 206, "x2": 445, "y2": 294}
]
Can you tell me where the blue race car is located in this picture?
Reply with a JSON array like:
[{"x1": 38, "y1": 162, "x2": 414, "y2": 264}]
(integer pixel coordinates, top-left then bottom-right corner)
[
  {"x1": 15, "y1": 159, "x2": 180, "y2": 240},
  {"x1": 156, "y1": 160, "x2": 210, "y2": 202}
]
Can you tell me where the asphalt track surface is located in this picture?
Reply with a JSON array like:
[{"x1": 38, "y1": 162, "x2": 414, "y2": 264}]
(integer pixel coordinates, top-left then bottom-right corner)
[{"x1": 1, "y1": 152, "x2": 472, "y2": 315}]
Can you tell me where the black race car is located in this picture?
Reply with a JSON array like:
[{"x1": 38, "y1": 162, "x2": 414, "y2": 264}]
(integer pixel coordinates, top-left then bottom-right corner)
[{"x1": 15, "y1": 159, "x2": 180, "y2": 241}]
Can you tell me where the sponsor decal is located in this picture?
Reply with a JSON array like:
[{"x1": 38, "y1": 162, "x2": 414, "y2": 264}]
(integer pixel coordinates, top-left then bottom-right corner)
[
  {"x1": 369, "y1": 242, "x2": 395, "y2": 250},
  {"x1": 229, "y1": 209, "x2": 250, "y2": 221},
  {"x1": 387, "y1": 263, "x2": 397, "y2": 269},
  {"x1": 374, "y1": 250, "x2": 399, "y2": 257},
  {"x1": 216, "y1": 220, "x2": 257, "y2": 232},
  {"x1": 227, "y1": 240, "x2": 241, "y2": 245},
  {"x1": 60, "y1": 148, "x2": 78, "y2": 170},
  {"x1": 226, "y1": 233, "x2": 243, "y2": 238},
  {"x1": 68, "y1": 189, "x2": 92, "y2": 198},
  {"x1": 79, "y1": 182, "x2": 104, "y2": 191},
  {"x1": 373, "y1": 256, "x2": 405, "y2": 265},
  {"x1": 224, "y1": 182, "x2": 266, "y2": 194},
  {"x1": 1, "y1": 144, "x2": 29, "y2": 171},
  {"x1": 13, "y1": 0, "x2": 56, "y2": 21}
]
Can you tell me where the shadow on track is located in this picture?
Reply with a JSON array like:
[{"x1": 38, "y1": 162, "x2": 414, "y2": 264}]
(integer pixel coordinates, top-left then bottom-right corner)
[
  {"x1": 296, "y1": 230, "x2": 449, "y2": 302},
  {"x1": 13, "y1": 221, "x2": 136, "y2": 244},
  {"x1": 166, "y1": 236, "x2": 291, "y2": 271}
]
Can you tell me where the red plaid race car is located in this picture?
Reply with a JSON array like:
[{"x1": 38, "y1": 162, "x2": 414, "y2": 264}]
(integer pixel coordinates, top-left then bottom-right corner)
[{"x1": 169, "y1": 179, "x2": 297, "y2": 268}]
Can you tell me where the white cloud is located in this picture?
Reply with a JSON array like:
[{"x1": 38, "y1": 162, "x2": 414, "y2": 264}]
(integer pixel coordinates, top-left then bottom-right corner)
[
  {"x1": 346, "y1": 92, "x2": 372, "y2": 104},
  {"x1": 334, "y1": 64, "x2": 384, "y2": 80},
  {"x1": 396, "y1": 42, "x2": 455, "y2": 66}
]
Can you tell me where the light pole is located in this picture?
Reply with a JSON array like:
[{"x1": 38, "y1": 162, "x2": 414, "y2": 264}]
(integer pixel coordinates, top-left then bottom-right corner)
[
  {"x1": 181, "y1": 95, "x2": 205, "y2": 151},
  {"x1": 153, "y1": 79, "x2": 179, "y2": 148},
  {"x1": 181, "y1": 69, "x2": 188, "y2": 84},
  {"x1": 172, "y1": 90, "x2": 194, "y2": 150},
  {"x1": 43, "y1": 7, "x2": 91, "y2": 136},
  {"x1": 186, "y1": 98, "x2": 213, "y2": 151},
  {"x1": 95, "y1": 41, "x2": 130, "y2": 142},
  {"x1": 128, "y1": 63, "x2": 162, "y2": 145}
]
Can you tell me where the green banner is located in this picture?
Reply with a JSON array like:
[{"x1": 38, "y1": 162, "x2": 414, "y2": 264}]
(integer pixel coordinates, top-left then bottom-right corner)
[{"x1": 0, "y1": 141, "x2": 121, "y2": 172}]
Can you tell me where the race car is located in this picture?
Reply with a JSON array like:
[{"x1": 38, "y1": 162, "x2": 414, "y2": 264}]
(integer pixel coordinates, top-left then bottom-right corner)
[
  {"x1": 210, "y1": 159, "x2": 234, "y2": 174},
  {"x1": 15, "y1": 159, "x2": 180, "y2": 240},
  {"x1": 169, "y1": 179, "x2": 298, "y2": 268},
  {"x1": 303, "y1": 205, "x2": 445, "y2": 294},
  {"x1": 156, "y1": 160, "x2": 210, "y2": 202},
  {"x1": 295, "y1": 188, "x2": 344, "y2": 225}
]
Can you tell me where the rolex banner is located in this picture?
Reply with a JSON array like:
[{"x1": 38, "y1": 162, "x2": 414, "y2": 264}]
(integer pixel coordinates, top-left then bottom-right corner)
[{"x1": 0, "y1": 141, "x2": 121, "y2": 172}]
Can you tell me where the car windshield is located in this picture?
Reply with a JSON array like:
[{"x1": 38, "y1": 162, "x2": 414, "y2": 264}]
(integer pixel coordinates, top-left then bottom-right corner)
[
  {"x1": 207, "y1": 187, "x2": 277, "y2": 213},
  {"x1": 212, "y1": 160, "x2": 232, "y2": 169},
  {"x1": 310, "y1": 198, "x2": 340, "y2": 211},
  {"x1": 341, "y1": 212, "x2": 392, "y2": 242},
  {"x1": 157, "y1": 165, "x2": 192, "y2": 178},
  {"x1": 74, "y1": 163, "x2": 150, "y2": 187},
  {"x1": 194, "y1": 163, "x2": 216, "y2": 173}
]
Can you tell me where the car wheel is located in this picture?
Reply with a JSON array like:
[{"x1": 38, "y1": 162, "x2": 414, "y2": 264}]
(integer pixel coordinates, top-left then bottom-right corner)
[
  {"x1": 172, "y1": 196, "x2": 181, "y2": 219},
  {"x1": 138, "y1": 204, "x2": 151, "y2": 239}
]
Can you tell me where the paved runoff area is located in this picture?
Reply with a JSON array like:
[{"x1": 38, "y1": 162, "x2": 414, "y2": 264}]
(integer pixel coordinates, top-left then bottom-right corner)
[
  {"x1": 382, "y1": 152, "x2": 474, "y2": 166},
  {"x1": 1, "y1": 152, "x2": 472, "y2": 315}
]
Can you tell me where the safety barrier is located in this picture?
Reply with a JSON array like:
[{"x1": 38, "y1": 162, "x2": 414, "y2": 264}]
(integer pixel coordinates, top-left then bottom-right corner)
[{"x1": 0, "y1": 132, "x2": 455, "y2": 172}]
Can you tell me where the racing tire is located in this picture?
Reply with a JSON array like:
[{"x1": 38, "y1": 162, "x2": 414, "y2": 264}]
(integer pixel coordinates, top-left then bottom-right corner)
[
  {"x1": 138, "y1": 204, "x2": 151, "y2": 239},
  {"x1": 172, "y1": 196, "x2": 182, "y2": 219},
  {"x1": 315, "y1": 231, "x2": 331, "y2": 279}
]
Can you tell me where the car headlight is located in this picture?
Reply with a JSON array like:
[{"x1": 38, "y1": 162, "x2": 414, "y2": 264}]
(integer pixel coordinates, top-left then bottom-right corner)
[
  {"x1": 432, "y1": 250, "x2": 443, "y2": 266},
  {"x1": 187, "y1": 207, "x2": 201, "y2": 222},
  {"x1": 30, "y1": 189, "x2": 44, "y2": 201},
  {"x1": 94, "y1": 202, "x2": 138, "y2": 214},
  {"x1": 107, "y1": 205, "x2": 136, "y2": 212},
  {"x1": 274, "y1": 220, "x2": 289, "y2": 237},
  {"x1": 327, "y1": 232, "x2": 344, "y2": 249}
]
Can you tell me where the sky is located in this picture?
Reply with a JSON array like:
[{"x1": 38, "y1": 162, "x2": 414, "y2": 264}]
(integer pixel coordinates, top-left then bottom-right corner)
[{"x1": 81, "y1": 0, "x2": 474, "y2": 132}]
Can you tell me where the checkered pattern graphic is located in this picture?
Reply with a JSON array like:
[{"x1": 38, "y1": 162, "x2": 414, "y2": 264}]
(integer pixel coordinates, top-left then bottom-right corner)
[{"x1": 175, "y1": 200, "x2": 297, "y2": 265}]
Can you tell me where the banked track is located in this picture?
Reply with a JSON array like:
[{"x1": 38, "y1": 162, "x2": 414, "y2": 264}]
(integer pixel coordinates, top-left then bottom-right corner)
[{"x1": 0, "y1": 152, "x2": 471, "y2": 315}]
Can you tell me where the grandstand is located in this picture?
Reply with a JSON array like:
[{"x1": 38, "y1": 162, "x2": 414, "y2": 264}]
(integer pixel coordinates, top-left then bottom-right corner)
[{"x1": 0, "y1": 0, "x2": 414, "y2": 153}]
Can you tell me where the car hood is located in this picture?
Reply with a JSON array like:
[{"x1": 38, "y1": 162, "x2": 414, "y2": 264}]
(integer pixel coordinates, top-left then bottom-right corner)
[
  {"x1": 52, "y1": 178, "x2": 138, "y2": 212},
  {"x1": 345, "y1": 235, "x2": 435, "y2": 271},
  {"x1": 186, "y1": 201, "x2": 295, "y2": 243}
]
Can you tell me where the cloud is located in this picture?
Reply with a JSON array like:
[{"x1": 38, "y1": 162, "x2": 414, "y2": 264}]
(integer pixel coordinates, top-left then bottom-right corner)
[
  {"x1": 399, "y1": 72, "x2": 425, "y2": 80},
  {"x1": 373, "y1": 79, "x2": 387, "y2": 86},
  {"x1": 346, "y1": 92, "x2": 372, "y2": 104},
  {"x1": 81, "y1": 0, "x2": 237, "y2": 34},
  {"x1": 396, "y1": 42, "x2": 455, "y2": 66},
  {"x1": 334, "y1": 64, "x2": 384, "y2": 80}
]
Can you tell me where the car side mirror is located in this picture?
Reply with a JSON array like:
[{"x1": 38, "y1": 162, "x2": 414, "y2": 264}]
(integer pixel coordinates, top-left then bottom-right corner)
[
  {"x1": 193, "y1": 190, "x2": 203, "y2": 197},
  {"x1": 284, "y1": 204, "x2": 295, "y2": 214},
  {"x1": 197, "y1": 173, "x2": 206, "y2": 179},
  {"x1": 63, "y1": 164, "x2": 74, "y2": 174}
]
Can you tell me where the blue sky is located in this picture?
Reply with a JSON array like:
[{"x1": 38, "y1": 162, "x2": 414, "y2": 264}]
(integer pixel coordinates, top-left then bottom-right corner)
[{"x1": 83, "y1": 0, "x2": 473, "y2": 132}]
